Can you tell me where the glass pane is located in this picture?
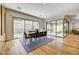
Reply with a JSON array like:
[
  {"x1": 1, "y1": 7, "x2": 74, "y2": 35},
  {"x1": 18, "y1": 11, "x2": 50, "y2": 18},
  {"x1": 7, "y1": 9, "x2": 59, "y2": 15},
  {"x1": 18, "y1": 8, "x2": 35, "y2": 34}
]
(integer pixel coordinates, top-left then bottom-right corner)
[
  {"x1": 47, "y1": 23, "x2": 51, "y2": 30},
  {"x1": 63, "y1": 20, "x2": 69, "y2": 37},
  {"x1": 51, "y1": 21, "x2": 56, "y2": 36},
  {"x1": 25, "y1": 20, "x2": 32, "y2": 34},
  {"x1": 33, "y1": 21, "x2": 39, "y2": 30},
  {"x1": 57, "y1": 20, "x2": 63, "y2": 37},
  {"x1": 47, "y1": 21, "x2": 56, "y2": 39},
  {"x1": 14, "y1": 19, "x2": 24, "y2": 38},
  {"x1": 47, "y1": 23, "x2": 52, "y2": 34}
]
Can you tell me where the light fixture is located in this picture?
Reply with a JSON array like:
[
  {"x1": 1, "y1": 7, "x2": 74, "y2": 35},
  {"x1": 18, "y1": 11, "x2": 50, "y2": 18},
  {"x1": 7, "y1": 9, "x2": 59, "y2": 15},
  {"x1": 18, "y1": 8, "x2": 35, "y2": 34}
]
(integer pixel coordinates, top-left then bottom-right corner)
[
  {"x1": 75, "y1": 15, "x2": 79, "y2": 19},
  {"x1": 17, "y1": 6, "x2": 21, "y2": 9},
  {"x1": 42, "y1": 3, "x2": 47, "y2": 5}
]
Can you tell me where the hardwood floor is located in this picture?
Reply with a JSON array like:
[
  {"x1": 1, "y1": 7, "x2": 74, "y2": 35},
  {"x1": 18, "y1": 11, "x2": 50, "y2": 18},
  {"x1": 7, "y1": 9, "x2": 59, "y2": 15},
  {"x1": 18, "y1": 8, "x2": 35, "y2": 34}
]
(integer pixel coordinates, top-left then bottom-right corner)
[{"x1": 1, "y1": 34, "x2": 79, "y2": 55}]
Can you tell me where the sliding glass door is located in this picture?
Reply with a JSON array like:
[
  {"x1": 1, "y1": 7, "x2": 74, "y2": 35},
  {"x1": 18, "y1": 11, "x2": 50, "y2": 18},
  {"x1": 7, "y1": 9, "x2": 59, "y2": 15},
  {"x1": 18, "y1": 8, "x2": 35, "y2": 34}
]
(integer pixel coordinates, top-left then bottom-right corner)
[
  {"x1": 13, "y1": 19, "x2": 24, "y2": 38},
  {"x1": 47, "y1": 23, "x2": 52, "y2": 34},
  {"x1": 46, "y1": 19, "x2": 69, "y2": 37},
  {"x1": 63, "y1": 20, "x2": 69, "y2": 37},
  {"x1": 33, "y1": 21, "x2": 39, "y2": 30},
  {"x1": 25, "y1": 20, "x2": 39, "y2": 34},
  {"x1": 13, "y1": 18, "x2": 40, "y2": 39},
  {"x1": 56, "y1": 20, "x2": 63, "y2": 37},
  {"x1": 25, "y1": 20, "x2": 32, "y2": 34},
  {"x1": 51, "y1": 21, "x2": 56, "y2": 36}
]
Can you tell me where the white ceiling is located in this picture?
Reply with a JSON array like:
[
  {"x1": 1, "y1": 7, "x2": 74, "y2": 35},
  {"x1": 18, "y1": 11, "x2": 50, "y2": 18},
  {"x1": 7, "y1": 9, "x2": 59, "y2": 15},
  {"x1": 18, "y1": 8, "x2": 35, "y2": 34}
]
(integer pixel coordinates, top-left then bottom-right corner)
[{"x1": 4, "y1": 3, "x2": 79, "y2": 19}]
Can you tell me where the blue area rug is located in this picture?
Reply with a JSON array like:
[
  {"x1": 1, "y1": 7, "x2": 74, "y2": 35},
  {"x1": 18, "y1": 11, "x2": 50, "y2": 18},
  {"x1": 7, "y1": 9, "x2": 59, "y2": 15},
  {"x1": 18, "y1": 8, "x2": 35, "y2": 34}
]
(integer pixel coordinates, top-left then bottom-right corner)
[{"x1": 20, "y1": 37, "x2": 54, "y2": 53}]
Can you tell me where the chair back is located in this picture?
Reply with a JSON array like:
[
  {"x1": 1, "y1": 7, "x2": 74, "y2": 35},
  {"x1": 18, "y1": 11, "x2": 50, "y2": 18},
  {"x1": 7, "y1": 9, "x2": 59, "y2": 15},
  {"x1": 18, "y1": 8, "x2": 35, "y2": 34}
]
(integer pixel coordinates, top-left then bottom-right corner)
[
  {"x1": 44, "y1": 31, "x2": 47, "y2": 36},
  {"x1": 24, "y1": 32, "x2": 27, "y2": 38},
  {"x1": 40, "y1": 32, "x2": 44, "y2": 37}
]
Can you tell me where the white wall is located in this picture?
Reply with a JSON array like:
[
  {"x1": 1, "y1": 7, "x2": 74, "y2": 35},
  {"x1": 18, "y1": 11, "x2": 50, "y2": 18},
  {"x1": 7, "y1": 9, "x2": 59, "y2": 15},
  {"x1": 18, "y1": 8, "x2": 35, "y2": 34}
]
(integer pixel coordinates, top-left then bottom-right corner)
[{"x1": 5, "y1": 8, "x2": 44, "y2": 41}]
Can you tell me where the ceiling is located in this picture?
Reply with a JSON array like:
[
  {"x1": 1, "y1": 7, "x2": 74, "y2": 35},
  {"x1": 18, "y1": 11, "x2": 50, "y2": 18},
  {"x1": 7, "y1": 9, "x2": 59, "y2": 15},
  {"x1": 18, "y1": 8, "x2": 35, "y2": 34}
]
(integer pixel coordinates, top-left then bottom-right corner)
[{"x1": 4, "y1": 3, "x2": 79, "y2": 19}]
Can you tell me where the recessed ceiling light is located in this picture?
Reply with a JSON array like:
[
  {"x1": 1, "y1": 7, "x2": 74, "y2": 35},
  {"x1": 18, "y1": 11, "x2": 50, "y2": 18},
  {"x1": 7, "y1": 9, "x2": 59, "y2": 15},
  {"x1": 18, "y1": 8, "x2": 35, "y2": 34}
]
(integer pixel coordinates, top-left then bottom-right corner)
[
  {"x1": 42, "y1": 3, "x2": 46, "y2": 5},
  {"x1": 17, "y1": 6, "x2": 21, "y2": 9},
  {"x1": 40, "y1": 15, "x2": 42, "y2": 16}
]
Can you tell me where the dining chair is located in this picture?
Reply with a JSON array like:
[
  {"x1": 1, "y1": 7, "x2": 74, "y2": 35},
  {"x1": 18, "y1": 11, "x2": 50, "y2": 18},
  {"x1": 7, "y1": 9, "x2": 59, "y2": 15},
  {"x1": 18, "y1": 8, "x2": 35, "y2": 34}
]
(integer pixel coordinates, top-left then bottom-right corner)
[
  {"x1": 24, "y1": 32, "x2": 32, "y2": 45},
  {"x1": 39, "y1": 32, "x2": 44, "y2": 40},
  {"x1": 43, "y1": 31, "x2": 47, "y2": 40}
]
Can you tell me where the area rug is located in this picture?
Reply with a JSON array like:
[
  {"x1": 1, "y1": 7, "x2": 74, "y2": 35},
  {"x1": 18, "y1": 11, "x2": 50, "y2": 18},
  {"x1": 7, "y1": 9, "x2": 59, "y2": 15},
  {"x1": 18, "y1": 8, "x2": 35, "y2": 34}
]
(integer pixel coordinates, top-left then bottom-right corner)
[{"x1": 20, "y1": 37, "x2": 54, "y2": 53}]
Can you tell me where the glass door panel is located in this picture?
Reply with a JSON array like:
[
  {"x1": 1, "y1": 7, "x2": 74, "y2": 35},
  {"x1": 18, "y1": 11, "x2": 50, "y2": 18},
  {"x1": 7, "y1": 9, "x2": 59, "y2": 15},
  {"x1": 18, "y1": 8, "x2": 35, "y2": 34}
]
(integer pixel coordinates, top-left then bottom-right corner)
[
  {"x1": 13, "y1": 19, "x2": 24, "y2": 38},
  {"x1": 47, "y1": 20, "x2": 64, "y2": 37},
  {"x1": 63, "y1": 20, "x2": 69, "y2": 37},
  {"x1": 33, "y1": 21, "x2": 39, "y2": 31},
  {"x1": 47, "y1": 23, "x2": 52, "y2": 35},
  {"x1": 57, "y1": 20, "x2": 63, "y2": 37},
  {"x1": 13, "y1": 18, "x2": 40, "y2": 39},
  {"x1": 51, "y1": 21, "x2": 56, "y2": 36},
  {"x1": 25, "y1": 20, "x2": 32, "y2": 34}
]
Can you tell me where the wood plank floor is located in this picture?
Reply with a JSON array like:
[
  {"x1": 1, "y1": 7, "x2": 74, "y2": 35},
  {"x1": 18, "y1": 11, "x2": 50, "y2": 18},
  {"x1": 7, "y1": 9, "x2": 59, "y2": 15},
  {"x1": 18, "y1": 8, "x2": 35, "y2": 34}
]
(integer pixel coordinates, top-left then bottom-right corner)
[{"x1": 1, "y1": 34, "x2": 79, "y2": 55}]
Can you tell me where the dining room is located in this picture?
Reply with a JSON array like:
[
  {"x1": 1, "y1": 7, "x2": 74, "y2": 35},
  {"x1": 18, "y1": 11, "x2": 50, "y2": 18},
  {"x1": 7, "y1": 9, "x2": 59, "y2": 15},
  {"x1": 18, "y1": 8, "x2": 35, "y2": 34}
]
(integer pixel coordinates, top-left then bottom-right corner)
[{"x1": 0, "y1": 3, "x2": 79, "y2": 55}]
